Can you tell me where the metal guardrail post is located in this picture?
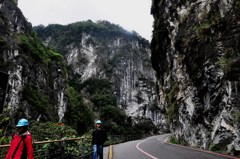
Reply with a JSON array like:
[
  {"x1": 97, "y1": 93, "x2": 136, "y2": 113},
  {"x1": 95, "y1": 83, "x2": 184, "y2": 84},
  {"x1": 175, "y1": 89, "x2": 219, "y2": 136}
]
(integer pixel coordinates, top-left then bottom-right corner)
[
  {"x1": 81, "y1": 138, "x2": 85, "y2": 159},
  {"x1": 45, "y1": 149, "x2": 48, "y2": 159},
  {"x1": 61, "y1": 139, "x2": 65, "y2": 159}
]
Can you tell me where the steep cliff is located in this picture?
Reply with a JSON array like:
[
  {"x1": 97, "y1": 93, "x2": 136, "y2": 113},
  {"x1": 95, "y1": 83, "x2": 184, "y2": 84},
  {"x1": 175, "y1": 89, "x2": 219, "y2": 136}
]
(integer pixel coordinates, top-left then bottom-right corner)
[
  {"x1": 151, "y1": 0, "x2": 240, "y2": 153},
  {"x1": 34, "y1": 21, "x2": 158, "y2": 123},
  {"x1": 0, "y1": 0, "x2": 68, "y2": 122}
]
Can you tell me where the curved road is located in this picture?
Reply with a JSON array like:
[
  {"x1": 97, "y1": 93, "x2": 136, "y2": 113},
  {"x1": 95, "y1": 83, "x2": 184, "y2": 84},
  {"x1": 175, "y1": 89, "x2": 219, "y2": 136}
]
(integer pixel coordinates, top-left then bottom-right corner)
[{"x1": 112, "y1": 134, "x2": 240, "y2": 159}]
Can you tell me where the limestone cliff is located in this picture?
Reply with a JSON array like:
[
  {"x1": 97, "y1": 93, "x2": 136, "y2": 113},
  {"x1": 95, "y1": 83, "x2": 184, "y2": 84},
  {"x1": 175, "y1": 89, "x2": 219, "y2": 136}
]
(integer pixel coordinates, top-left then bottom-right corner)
[
  {"x1": 0, "y1": 0, "x2": 68, "y2": 122},
  {"x1": 34, "y1": 21, "x2": 158, "y2": 123},
  {"x1": 151, "y1": 0, "x2": 240, "y2": 153}
]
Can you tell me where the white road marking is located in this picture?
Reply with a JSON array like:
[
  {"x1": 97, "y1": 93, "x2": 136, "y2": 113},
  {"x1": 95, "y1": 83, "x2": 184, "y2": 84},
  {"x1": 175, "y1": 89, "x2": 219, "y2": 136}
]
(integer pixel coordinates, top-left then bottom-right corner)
[{"x1": 136, "y1": 136, "x2": 159, "y2": 159}]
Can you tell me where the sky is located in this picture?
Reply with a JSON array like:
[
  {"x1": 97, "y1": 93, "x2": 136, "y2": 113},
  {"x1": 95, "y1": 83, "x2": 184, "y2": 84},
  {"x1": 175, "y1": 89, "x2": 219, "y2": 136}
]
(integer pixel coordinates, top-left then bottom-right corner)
[{"x1": 18, "y1": 0, "x2": 153, "y2": 41}]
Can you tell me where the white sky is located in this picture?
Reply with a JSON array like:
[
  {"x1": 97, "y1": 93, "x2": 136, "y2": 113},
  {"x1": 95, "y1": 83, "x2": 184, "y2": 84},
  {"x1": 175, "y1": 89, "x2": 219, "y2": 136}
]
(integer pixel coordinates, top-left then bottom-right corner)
[{"x1": 18, "y1": 0, "x2": 153, "y2": 41}]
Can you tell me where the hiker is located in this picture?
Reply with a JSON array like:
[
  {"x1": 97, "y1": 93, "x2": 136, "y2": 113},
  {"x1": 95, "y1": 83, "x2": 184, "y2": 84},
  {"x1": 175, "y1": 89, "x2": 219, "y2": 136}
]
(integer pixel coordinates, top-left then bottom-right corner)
[
  {"x1": 5, "y1": 118, "x2": 34, "y2": 159},
  {"x1": 92, "y1": 120, "x2": 107, "y2": 159}
]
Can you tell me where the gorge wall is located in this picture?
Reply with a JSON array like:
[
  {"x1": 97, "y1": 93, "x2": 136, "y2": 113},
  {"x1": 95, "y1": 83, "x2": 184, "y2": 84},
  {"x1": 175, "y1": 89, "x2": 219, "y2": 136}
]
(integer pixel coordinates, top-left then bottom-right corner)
[
  {"x1": 35, "y1": 21, "x2": 159, "y2": 123},
  {"x1": 151, "y1": 0, "x2": 240, "y2": 152},
  {"x1": 0, "y1": 0, "x2": 68, "y2": 122},
  {"x1": 0, "y1": 0, "x2": 159, "y2": 127}
]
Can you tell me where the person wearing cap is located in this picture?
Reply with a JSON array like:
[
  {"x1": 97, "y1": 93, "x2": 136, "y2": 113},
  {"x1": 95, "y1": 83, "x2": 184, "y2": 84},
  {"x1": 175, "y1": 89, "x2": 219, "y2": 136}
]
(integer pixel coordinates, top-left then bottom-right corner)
[
  {"x1": 92, "y1": 120, "x2": 107, "y2": 159},
  {"x1": 5, "y1": 118, "x2": 34, "y2": 159}
]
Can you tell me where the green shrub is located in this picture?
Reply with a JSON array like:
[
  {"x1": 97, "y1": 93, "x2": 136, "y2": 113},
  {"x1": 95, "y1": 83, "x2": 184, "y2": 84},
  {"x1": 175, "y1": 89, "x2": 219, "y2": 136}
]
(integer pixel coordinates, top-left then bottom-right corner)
[
  {"x1": 234, "y1": 112, "x2": 240, "y2": 123},
  {"x1": 169, "y1": 136, "x2": 188, "y2": 146},
  {"x1": 166, "y1": 83, "x2": 179, "y2": 122},
  {"x1": 209, "y1": 144, "x2": 222, "y2": 152},
  {"x1": 30, "y1": 122, "x2": 93, "y2": 158},
  {"x1": 65, "y1": 87, "x2": 94, "y2": 135},
  {"x1": 169, "y1": 136, "x2": 179, "y2": 144},
  {"x1": 30, "y1": 121, "x2": 77, "y2": 141},
  {"x1": 0, "y1": 37, "x2": 9, "y2": 50},
  {"x1": 0, "y1": 115, "x2": 12, "y2": 145},
  {"x1": 22, "y1": 85, "x2": 50, "y2": 113},
  {"x1": 19, "y1": 33, "x2": 63, "y2": 64},
  {"x1": 100, "y1": 105, "x2": 126, "y2": 124},
  {"x1": 133, "y1": 117, "x2": 157, "y2": 134}
]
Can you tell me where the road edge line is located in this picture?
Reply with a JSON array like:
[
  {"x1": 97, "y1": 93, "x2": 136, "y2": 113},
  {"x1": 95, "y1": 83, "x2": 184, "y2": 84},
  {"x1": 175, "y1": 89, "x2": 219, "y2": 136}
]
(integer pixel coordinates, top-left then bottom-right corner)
[
  {"x1": 108, "y1": 145, "x2": 113, "y2": 159},
  {"x1": 165, "y1": 135, "x2": 240, "y2": 159}
]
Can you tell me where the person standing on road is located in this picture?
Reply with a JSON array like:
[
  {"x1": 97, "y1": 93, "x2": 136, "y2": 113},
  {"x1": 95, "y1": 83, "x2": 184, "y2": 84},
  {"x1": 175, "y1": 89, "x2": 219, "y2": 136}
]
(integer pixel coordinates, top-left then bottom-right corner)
[
  {"x1": 92, "y1": 120, "x2": 107, "y2": 159},
  {"x1": 5, "y1": 118, "x2": 34, "y2": 159}
]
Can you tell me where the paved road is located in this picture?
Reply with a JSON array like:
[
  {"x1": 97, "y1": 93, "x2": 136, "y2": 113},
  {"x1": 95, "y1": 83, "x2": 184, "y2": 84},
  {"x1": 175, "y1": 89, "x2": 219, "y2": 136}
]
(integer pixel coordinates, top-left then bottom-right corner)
[
  {"x1": 103, "y1": 146, "x2": 109, "y2": 159},
  {"x1": 112, "y1": 134, "x2": 240, "y2": 159}
]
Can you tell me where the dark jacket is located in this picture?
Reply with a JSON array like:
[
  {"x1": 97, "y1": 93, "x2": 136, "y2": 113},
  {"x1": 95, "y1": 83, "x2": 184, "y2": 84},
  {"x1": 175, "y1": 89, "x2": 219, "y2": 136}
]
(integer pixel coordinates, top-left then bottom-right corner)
[{"x1": 92, "y1": 128, "x2": 107, "y2": 145}]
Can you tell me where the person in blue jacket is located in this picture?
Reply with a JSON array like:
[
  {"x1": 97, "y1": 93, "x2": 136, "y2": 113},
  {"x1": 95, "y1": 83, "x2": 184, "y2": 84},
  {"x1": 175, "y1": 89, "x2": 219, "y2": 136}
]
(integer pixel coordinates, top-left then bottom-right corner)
[{"x1": 92, "y1": 120, "x2": 107, "y2": 159}]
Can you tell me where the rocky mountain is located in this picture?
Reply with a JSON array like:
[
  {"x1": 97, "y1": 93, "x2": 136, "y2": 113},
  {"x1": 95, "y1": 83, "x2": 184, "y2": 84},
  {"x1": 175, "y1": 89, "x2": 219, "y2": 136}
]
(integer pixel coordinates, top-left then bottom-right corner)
[
  {"x1": 151, "y1": 0, "x2": 240, "y2": 154},
  {"x1": 0, "y1": 0, "x2": 68, "y2": 122},
  {"x1": 34, "y1": 21, "x2": 159, "y2": 123},
  {"x1": 0, "y1": 0, "x2": 159, "y2": 135}
]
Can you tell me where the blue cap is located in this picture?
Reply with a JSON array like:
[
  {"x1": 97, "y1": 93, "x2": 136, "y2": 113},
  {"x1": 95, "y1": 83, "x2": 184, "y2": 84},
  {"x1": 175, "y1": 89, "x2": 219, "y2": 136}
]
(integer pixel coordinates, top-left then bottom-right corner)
[
  {"x1": 95, "y1": 120, "x2": 102, "y2": 124},
  {"x1": 16, "y1": 119, "x2": 29, "y2": 127}
]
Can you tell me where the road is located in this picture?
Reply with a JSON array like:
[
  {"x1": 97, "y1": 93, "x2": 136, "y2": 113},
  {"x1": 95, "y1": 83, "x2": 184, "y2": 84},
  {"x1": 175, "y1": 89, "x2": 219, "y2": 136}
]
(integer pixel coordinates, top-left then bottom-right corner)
[{"x1": 112, "y1": 134, "x2": 240, "y2": 159}]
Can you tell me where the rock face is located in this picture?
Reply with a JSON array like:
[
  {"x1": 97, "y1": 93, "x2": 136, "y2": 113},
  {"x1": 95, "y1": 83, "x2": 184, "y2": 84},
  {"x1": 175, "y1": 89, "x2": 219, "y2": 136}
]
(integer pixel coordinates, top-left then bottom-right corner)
[
  {"x1": 1, "y1": 0, "x2": 158, "y2": 126},
  {"x1": 0, "y1": 0, "x2": 68, "y2": 122},
  {"x1": 151, "y1": 0, "x2": 240, "y2": 152},
  {"x1": 34, "y1": 21, "x2": 158, "y2": 123}
]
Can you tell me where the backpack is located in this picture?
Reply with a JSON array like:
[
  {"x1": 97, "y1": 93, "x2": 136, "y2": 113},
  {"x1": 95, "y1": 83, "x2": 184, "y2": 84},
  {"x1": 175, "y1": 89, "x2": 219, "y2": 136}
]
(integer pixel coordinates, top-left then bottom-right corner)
[{"x1": 21, "y1": 136, "x2": 27, "y2": 159}]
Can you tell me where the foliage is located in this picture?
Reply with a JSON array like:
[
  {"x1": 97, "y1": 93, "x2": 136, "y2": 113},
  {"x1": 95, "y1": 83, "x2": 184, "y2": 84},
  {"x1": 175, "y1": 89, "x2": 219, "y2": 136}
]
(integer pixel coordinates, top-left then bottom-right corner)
[
  {"x1": 79, "y1": 78, "x2": 125, "y2": 133},
  {"x1": 209, "y1": 143, "x2": 224, "y2": 152},
  {"x1": 65, "y1": 132, "x2": 92, "y2": 158},
  {"x1": 67, "y1": 66, "x2": 83, "y2": 89},
  {"x1": 78, "y1": 78, "x2": 159, "y2": 135},
  {"x1": 80, "y1": 78, "x2": 117, "y2": 110},
  {"x1": 104, "y1": 121, "x2": 122, "y2": 134},
  {"x1": 65, "y1": 138, "x2": 92, "y2": 158},
  {"x1": 22, "y1": 85, "x2": 55, "y2": 120},
  {"x1": 195, "y1": 10, "x2": 223, "y2": 41},
  {"x1": 169, "y1": 136, "x2": 188, "y2": 146},
  {"x1": 10, "y1": 0, "x2": 17, "y2": 5},
  {"x1": 30, "y1": 122, "x2": 92, "y2": 158},
  {"x1": 0, "y1": 114, "x2": 13, "y2": 145},
  {"x1": 34, "y1": 20, "x2": 149, "y2": 55},
  {"x1": 100, "y1": 105, "x2": 126, "y2": 125},
  {"x1": 92, "y1": 93, "x2": 117, "y2": 109},
  {"x1": 234, "y1": 112, "x2": 240, "y2": 123},
  {"x1": 0, "y1": 114, "x2": 15, "y2": 158},
  {"x1": 166, "y1": 83, "x2": 179, "y2": 122},
  {"x1": 80, "y1": 78, "x2": 113, "y2": 94},
  {"x1": 217, "y1": 58, "x2": 233, "y2": 74},
  {"x1": 133, "y1": 117, "x2": 157, "y2": 134},
  {"x1": 30, "y1": 121, "x2": 77, "y2": 141},
  {"x1": 0, "y1": 37, "x2": 9, "y2": 50},
  {"x1": 169, "y1": 136, "x2": 179, "y2": 144},
  {"x1": 18, "y1": 33, "x2": 63, "y2": 64},
  {"x1": 65, "y1": 87, "x2": 94, "y2": 135},
  {"x1": 217, "y1": 48, "x2": 235, "y2": 74}
]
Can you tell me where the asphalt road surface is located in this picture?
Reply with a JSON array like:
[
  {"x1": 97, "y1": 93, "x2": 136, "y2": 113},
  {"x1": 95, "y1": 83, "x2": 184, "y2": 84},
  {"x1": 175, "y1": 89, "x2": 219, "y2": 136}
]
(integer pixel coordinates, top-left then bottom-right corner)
[{"x1": 112, "y1": 134, "x2": 240, "y2": 159}]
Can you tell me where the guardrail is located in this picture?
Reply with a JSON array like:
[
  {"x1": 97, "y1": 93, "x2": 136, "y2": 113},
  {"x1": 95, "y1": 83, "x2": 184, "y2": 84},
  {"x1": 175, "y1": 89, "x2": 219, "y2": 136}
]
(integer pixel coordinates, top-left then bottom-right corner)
[
  {"x1": 108, "y1": 134, "x2": 144, "y2": 145},
  {"x1": 0, "y1": 137, "x2": 92, "y2": 159},
  {"x1": 0, "y1": 134, "x2": 145, "y2": 159}
]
